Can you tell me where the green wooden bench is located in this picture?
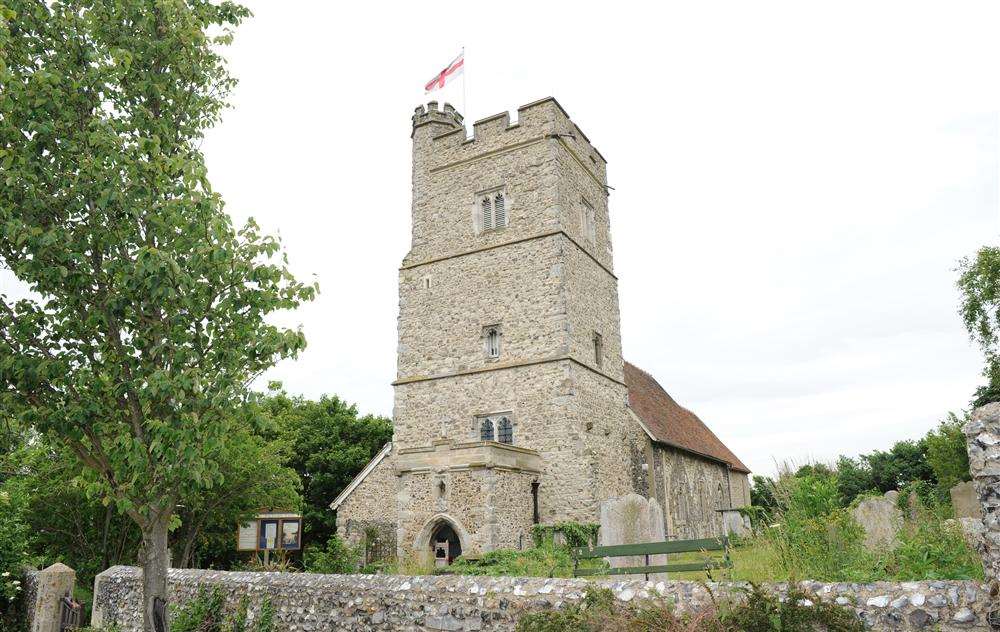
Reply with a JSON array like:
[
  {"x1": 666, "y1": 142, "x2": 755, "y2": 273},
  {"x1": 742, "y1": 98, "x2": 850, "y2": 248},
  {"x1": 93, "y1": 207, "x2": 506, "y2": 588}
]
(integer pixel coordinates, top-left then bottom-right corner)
[{"x1": 572, "y1": 536, "x2": 732, "y2": 578}]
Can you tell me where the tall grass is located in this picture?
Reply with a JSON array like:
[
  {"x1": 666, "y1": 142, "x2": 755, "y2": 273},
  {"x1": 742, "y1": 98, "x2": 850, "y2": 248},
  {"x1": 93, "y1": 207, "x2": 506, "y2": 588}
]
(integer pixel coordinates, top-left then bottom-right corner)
[{"x1": 735, "y1": 468, "x2": 983, "y2": 583}]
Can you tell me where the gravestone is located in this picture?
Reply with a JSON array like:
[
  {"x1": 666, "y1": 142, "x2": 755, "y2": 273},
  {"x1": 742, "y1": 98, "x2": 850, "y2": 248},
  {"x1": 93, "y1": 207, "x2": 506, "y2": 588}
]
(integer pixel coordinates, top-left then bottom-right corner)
[
  {"x1": 599, "y1": 493, "x2": 666, "y2": 577},
  {"x1": 721, "y1": 509, "x2": 751, "y2": 537},
  {"x1": 27, "y1": 563, "x2": 76, "y2": 632},
  {"x1": 851, "y1": 492, "x2": 903, "y2": 551},
  {"x1": 950, "y1": 480, "x2": 982, "y2": 519}
]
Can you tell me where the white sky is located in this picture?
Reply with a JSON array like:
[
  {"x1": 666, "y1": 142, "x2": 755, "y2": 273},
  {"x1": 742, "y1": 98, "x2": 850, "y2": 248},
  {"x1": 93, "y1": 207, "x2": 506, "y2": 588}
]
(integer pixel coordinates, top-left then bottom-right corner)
[{"x1": 5, "y1": 1, "x2": 1000, "y2": 476}]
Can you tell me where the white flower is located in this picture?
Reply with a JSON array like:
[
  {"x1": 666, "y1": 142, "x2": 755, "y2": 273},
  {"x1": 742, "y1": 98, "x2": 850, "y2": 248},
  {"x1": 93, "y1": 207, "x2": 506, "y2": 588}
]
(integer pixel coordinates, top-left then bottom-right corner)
[{"x1": 0, "y1": 572, "x2": 9, "y2": 577}]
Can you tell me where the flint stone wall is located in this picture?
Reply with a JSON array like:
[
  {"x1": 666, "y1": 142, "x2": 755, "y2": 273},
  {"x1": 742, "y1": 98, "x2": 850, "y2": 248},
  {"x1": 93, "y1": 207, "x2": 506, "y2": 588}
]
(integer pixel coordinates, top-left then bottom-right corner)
[
  {"x1": 21, "y1": 568, "x2": 39, "y2": 630},
  {"x1": 965, "y1": 403, "x2": 1000, "y2": 607},
  {"x1": 90, "y1": 566, "x2": 994, "y2": 631}
]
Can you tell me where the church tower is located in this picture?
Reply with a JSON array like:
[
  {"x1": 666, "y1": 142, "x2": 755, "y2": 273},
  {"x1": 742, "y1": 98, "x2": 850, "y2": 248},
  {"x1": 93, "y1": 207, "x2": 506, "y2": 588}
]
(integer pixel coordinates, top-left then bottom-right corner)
[
  {"x1": 330, "y1": 98, "x2": 752, "y2": 562},
  {"x1": 392, "y1": 99, "x2": 645, "y2": 561}
]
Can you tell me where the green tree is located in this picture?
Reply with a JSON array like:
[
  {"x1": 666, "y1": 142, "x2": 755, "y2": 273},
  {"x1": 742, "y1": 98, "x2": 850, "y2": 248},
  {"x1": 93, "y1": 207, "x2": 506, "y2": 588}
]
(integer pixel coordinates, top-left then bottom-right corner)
[
  {"x1": 864, "y1": 439, "x2": 934, "y2": 493},
  {"x1": 924, "y1": 412, "x2": 971, "y2": 499},
  {"x1": 834, "y1": 455, "x2": 876, "y2": 506},
  {"x1": 261, "y1": 389, "x2": 392, "y2": 547},
  {"x1": 9, "y1": 440, "x2": 142, "y2": 586},
  {"x1": 172, "y1": 420, "x2": 301, "y2": 570},
  {"x1": 0, "y1": 3, "x2": 315, "y2": 628},
  {"x1": 957, "y1": 246, "x2": 1000, "y2": 405}
]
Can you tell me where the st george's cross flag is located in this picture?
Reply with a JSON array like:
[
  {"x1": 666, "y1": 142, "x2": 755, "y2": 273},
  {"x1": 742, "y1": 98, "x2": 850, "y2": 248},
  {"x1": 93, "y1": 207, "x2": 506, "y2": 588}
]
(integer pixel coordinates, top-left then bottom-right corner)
[{"x1": 424, "y1": 51, "x2": 464, "y2": 93}]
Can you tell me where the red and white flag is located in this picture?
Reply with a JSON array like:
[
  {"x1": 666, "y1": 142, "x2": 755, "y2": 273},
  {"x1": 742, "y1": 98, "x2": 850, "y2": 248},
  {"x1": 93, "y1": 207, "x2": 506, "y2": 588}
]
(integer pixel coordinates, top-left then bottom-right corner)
[{"x1": 424, "y1": 51, "x2": 464, "y2": 93}]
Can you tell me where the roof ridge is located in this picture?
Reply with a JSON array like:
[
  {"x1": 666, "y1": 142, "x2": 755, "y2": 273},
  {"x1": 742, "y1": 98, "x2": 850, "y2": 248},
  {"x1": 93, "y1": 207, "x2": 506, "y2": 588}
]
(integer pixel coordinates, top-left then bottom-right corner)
[{"x1": 624, "y1": 362, "x2": 750, "y2": 473}]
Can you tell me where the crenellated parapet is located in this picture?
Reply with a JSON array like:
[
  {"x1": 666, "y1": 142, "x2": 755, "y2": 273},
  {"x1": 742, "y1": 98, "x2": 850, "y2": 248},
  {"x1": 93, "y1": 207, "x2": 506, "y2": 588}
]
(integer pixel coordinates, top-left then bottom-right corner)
[
  {"x1": 411, "y1": 97, "x2": 607, "y2": 186},
  {"x1": 411, "y1": 101, "x2": 464, "y2": 138}
]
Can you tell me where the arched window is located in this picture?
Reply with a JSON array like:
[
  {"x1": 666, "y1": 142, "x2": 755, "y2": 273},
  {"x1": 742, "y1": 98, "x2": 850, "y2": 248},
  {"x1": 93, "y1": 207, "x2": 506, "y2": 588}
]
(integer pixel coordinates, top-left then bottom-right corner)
[
  {"x1": 481, "y1": 196, "x2": 493, "y2": 230},
  {"x1": 477, "y1": 188, "x2": 507, "y2": 232},
  {"x1": 485, "y1": 327, "x2": 500, "y2": 358},
  {"x1": 494, "y1": 192, "x2": 507, "y2": 227},
  {"x1": 480, "y1": 417, "x2": 495, "y2": 441},
  {"x1": 497, "y1": 417, "x2": 513, "y2": 444}
]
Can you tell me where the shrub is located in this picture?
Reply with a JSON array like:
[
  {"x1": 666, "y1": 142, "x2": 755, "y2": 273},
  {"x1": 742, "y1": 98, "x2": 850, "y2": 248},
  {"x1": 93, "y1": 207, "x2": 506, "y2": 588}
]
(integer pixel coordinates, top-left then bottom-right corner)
[
  {"x1": 771, "y1": 509, "x2": 880, "y2": 582},
  {"x1": 530, "y1": 522, "x2": 599, "y2": 549},
  {"x1": 889, "y1": 513, "x2": 983, "y2": 580},
  {"x1": 171, "y1": 588, "x2": 275, "y2": 632},
  {"x1": 236, "y1": 549, "x2": 299, "y2": 573},
  {"x1": 303, "y1": 535, "x2": 359, "y2": 574},
  {"x1": 0, "y1": 489, "x2": 31, "y2": 629},
  {"x1": 924, "y1": 413, "x2": 972, "y2": 499},
  {"x1": 448, "y1": 545, "x2": 595, "y2": 578},
  {"x1": 722, "y1": 584, "x2": 864, "y2": 632}
]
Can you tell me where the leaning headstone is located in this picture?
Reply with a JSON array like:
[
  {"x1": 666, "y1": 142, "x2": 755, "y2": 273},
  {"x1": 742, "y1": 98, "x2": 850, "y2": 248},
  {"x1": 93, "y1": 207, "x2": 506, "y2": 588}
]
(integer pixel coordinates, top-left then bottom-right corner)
[
  {"x1": 964, "y1": 403, "x2": 1000, "y2": 596},
  {"x1": 721, "y1": 509, "x2": 751, "y2": 537},
  {"x1": 951, "y1": 480, "x2": 983, "y2": 519},
  {"x1": 851, "y1": 492, "x2": 903, "y2": 551},
  {"x1": 599, "y1": 493, "x2": 666, "y2": 578},
  {"x1": 27, "y1": 562, "x2": 76, "y2": 632}
]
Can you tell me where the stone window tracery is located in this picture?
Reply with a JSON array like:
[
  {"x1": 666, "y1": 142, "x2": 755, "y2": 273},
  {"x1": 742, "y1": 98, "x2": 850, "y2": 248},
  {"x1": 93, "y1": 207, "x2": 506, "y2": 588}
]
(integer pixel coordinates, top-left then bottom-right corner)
[
  {"x1": 480, "y1": 417, "x2": 495, "y2": 441},
  {"x1": 476, "y1": 413, "x2": 514, "y2": 444},
  {"x1": 477, "y1": 188, "x2": 508, "y2": 232},
  {"x1": 497, "y1": 417, "x2": 513, "y2": 444}
]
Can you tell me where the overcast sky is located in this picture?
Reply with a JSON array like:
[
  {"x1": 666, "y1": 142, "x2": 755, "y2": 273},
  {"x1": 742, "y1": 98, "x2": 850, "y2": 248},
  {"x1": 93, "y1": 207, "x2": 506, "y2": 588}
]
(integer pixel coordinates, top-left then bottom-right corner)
[
  {"x1": 6, "y1": 2, "x2": 1000, "y2": 476},
  {"x1": 205, "y1": 1, "x2": 1000, "y2": 477}
]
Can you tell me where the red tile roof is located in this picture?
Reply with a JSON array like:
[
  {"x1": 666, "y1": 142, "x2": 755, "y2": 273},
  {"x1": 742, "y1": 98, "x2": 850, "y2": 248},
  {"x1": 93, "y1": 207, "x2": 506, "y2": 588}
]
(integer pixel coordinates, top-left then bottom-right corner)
[{"x1": 624, "y1": 362, "x2": 750, "y2": 474}]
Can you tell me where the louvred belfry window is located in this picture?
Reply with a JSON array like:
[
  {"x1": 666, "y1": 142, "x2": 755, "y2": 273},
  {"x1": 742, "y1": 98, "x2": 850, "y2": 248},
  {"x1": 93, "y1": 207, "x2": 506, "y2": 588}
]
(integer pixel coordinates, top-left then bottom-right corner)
[
  {"x1": 493, "y1": 192, "x2": 506, "y2": 227},
  {"x1": 481, "y1": 196, "x2": 493, "y2": 230},
  {"x1": 477, "y1": 188, "x2": 507, "y2": 232}
]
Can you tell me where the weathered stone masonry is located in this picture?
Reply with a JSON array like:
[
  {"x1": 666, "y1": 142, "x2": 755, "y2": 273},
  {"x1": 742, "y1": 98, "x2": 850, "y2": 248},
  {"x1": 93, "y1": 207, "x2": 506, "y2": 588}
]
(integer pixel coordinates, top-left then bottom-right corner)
[
  {"x1": 334, "y1": 98, "x2": 752, "y2": 560},
  {"x1": 965, "y1": 403, "x2": 1000, "y2": 613},
  {"x1": 90, "y1": 566, "x2": 996, "y2": 631}
]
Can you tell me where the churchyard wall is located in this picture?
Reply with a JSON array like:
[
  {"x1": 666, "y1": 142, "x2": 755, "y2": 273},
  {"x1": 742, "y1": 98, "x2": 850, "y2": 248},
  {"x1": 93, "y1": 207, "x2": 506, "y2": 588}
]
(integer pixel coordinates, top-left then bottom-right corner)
[{"x1": 90, "y1": 567, "x2": 995, "y2": 631}]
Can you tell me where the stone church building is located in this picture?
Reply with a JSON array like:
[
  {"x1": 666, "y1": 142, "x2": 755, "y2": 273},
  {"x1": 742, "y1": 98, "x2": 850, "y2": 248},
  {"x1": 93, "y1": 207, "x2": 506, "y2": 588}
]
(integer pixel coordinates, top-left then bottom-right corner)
[{"x1": 331, "y1": 98, "x2": 750, "y2": 564}]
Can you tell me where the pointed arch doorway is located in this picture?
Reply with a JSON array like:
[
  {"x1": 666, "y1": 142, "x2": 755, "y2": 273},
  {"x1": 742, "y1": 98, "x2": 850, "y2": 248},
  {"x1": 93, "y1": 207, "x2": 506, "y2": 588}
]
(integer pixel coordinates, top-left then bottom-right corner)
[
  {"x1": 413, "y1": 514, "x2": 470, "y2": 566},
  {"x1": 430, "y1": 520, "x2": 462, "y2": 566}
]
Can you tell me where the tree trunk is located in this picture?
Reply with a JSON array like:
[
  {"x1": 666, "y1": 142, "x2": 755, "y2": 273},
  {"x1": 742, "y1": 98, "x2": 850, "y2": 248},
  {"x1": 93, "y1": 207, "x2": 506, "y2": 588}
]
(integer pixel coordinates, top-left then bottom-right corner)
[
  {"x1": 139, "y1": 512, "x2": 172, "y2": 632},
  {"x1": 178, "y1": 520, "x2": 201, "y2": 570},
  {"x1": 100, "y1": 504, "x2": 113, "y2": 570}
]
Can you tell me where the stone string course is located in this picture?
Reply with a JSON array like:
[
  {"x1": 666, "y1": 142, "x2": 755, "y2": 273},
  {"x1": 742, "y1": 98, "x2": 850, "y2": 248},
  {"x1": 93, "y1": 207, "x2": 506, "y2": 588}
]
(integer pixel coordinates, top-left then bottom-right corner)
[{"x1": 91, "y1": 566, "x2": 995, "y2": 631}]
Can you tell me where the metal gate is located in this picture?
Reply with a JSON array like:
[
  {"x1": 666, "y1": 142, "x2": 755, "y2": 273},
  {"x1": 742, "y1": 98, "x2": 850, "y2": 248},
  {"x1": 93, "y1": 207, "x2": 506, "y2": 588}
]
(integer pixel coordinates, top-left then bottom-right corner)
[{"x1": 59, "y1": 595, "x2": 82, "y2": 631}]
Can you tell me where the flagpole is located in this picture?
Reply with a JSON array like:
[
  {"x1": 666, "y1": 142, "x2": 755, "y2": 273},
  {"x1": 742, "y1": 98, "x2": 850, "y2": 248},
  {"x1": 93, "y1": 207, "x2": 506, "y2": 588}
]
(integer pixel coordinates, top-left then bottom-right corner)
[{"x1": 461, "y1": 46, "x2": 468, "y2": 132}]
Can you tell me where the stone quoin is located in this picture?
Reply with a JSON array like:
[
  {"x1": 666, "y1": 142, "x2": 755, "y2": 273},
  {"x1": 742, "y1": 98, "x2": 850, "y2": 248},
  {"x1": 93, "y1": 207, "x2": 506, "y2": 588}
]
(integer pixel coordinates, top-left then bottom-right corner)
[{"x1": 331, "y1": 98, "x2": 752, "y2": 564}]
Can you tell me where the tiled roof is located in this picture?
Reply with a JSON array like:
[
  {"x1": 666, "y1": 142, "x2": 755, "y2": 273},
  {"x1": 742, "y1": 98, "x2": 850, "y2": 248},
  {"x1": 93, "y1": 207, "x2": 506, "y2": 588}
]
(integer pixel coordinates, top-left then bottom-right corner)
[{"x1": 624, "y1": 362, "x2": 750, "y2": 474}]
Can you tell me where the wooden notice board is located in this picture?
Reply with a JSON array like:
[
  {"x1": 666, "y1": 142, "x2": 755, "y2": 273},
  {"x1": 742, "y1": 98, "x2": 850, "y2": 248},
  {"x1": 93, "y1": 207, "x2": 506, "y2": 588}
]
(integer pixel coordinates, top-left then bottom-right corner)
[{"x1": 237, "y1": 511, "x2": 302, "y2": 552}]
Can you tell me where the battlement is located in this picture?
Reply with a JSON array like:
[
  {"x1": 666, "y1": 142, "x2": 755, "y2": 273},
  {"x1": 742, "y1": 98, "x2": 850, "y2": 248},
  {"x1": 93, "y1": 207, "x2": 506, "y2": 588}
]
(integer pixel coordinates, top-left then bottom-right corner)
[
  {"x1": 411, "y1": 101, "x2": 464, "y2": 137},
  {"x1": 412, "y1": 97, "x2": 607, "y2": 178}
]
